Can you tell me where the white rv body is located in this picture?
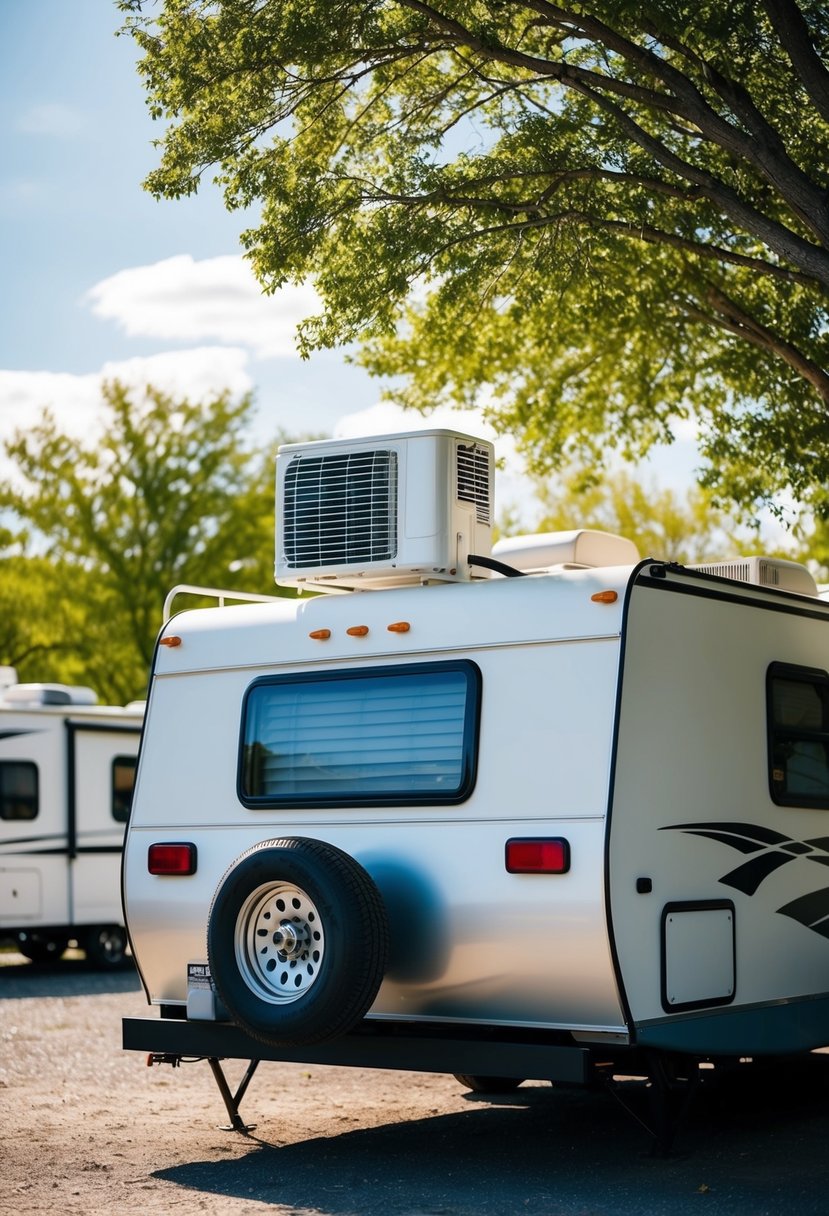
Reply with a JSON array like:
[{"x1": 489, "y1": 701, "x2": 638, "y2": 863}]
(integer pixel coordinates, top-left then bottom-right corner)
[
  {"x1": 0, "y1": 678, "x2": 143, "y2": 965},
  {"x1": 121, "y1": 431, "x2": 829, "y2": 1108}
]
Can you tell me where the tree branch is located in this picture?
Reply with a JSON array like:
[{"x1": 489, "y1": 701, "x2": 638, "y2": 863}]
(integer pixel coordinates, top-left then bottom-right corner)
[
  {"x1": 563, "y1": 77, "x2": 829, "y2": 286},
  {"x1": 762, "y1": 0, "x2": 829, "y2": 124},
  {"x1": 688, "y1": 283, "x2": 829, "y2": 404}
]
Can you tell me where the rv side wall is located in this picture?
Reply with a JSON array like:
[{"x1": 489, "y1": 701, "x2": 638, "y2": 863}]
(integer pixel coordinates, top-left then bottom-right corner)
[{"x1": 608, "y1": 567, "x2": 829, "y2": 1054}]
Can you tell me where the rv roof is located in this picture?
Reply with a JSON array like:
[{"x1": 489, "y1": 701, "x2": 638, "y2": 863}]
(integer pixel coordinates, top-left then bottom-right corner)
[{"x1": 0, "y1": 683, "x2": 98, "y2": 707}]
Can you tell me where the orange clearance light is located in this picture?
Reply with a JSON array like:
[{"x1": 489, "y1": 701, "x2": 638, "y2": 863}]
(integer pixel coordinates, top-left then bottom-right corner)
[
  {"x1": 591, "y1": 590, "x2": 618, "y2": 604},
  {"x1": 159, "y1": 635, "x2": 182, "y2": 647},
  {"x1": 505, "y1": 837, "x2": 570, "y2": 874},
  {"x1": 148, "y1": 842, "x2": 197, "y2": 876},
  {"x1": 387, "y1": 621, "x2": 411, "y2": 633},
  {"x1": 308, "y1": 628, "x2": 331, "y2": 640},
  {"x1": 347, "y1": 625, "x2": 370, "y2": 637}
]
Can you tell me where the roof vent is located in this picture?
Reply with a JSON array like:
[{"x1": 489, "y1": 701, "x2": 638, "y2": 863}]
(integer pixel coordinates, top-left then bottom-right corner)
[
  {"x1": 493, "y1": 530, "x2": 640, "y2": 572},
  {"x1": 1, "y1": 683, "x2": 98, "y2": 707},
  {"x1": 276, "y1": 429, "x2": 494, "y2": 589},
  {"x1": 690, "y1": 556, "x2": 817, "y2": 597}
]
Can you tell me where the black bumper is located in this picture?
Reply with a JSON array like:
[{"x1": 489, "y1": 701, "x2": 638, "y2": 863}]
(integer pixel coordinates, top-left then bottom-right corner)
[{"x1": 122, "y1": 1015, "x2": 595, "y2": 1085}]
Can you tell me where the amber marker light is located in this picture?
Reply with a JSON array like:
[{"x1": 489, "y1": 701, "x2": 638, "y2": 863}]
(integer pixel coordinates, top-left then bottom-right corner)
[
  {"x1": 309, "y1": 628, "x2": 331, "y2": 640},
  {"x1": 159, "y1": 635, "x2": 182, "y2": 647},
  {"x1": 591, "y1": 590, "x2": 618, "y2": 604},
  {"x1": 346, "y1": 625, "x2": 370, "y2": 637},
  {"x1": 387, "y1": 621, "x2": 411, "y2": 633}
]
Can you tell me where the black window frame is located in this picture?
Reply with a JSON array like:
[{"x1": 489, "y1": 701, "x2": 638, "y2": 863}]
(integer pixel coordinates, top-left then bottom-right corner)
[
  {"x1": 767, "y1": 661, "x2": 829, "y2": 809},
  {"x1": 238, "y1": 659, "x2": 482, "y2": 809},
  {"x1": 111, "y1": 754, "x2": 137, "y2": 823},
  {"x1": 0, "y1": 760, "x2": 39, "y2": 821}
]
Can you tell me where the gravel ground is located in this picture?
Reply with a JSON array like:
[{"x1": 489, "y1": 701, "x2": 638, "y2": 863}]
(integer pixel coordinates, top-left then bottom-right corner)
[{"x1": 3, "y1": 948, "x2": 829, "y2": 1215}]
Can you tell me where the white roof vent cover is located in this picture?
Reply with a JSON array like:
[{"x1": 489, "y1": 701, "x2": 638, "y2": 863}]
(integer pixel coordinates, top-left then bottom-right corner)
[
  {"x1": 276, "y1": 429, "x2": 494, "y2": 589},
  {"x1": 493, "y1": 530, "x2": 640, "y2": 571}
]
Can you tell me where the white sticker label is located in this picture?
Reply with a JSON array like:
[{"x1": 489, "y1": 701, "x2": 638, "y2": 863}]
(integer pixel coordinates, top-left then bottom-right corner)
[{"x1": 187, "y1": 961, "x2": 212, "y2": 990}]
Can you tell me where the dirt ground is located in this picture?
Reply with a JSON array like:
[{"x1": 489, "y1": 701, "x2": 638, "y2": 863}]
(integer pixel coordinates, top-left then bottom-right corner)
[{"x1": 4, "y1": 949, "x2": 829, "y2": 1216}]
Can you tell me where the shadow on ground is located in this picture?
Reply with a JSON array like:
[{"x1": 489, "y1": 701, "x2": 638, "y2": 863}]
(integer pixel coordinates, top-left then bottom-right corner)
[
  {"x1": 154, "y1": 1062, "x2": 829, "y2": 1215},
  {"x1": 0, "y1": 949, "x2": 140, "y2": 998}
]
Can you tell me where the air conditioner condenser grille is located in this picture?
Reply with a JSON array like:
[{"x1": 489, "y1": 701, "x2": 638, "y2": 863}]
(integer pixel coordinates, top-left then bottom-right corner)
[
  {"x1": 282, "y1": 449, "x2": 398, "y2": 568},
  {"x1": 695, "y1": 560, "x2": 779, "y2": 586},
  {"x1": 456, "y1": 442, "x2": 491, "y2": 525}
]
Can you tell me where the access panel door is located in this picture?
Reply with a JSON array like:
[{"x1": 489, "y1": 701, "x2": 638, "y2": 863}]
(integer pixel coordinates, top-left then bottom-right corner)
[{"x1": 70, "y1": 724, "x2": 140, "y2": 927}]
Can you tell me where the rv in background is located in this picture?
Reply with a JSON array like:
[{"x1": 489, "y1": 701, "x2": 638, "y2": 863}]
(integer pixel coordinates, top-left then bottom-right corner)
[
  {"x1": 120, "y1": 429, "x2": 829, "y2": 1141},
  {"x1": 0, "y1": 669, "x2": 143, "y2": 966}
]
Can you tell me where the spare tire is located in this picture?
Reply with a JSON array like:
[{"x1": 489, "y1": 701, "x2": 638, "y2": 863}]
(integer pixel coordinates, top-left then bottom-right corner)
[{"x1": 207, "y1": 837, "x2": 389, "y2": 1047}]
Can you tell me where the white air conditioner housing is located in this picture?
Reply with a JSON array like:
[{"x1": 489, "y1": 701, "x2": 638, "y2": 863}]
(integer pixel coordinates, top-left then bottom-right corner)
[
  {"x1": 690, "y1": 556, "x2": 818, "y2": 597},
  {"x1": 275, "y1": 429, "x2": 495, "y2": 589}
]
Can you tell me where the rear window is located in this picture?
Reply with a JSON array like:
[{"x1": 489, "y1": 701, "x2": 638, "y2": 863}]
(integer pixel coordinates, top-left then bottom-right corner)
[
  {"x1": 239, "y1": 660, "x2": 481, "y2": 807},
  {"x1": 767, "y1": 663, "x2": 829, "y2": 808},
  {"x1": 111, "y1": 755, "x2": 137, "y2": 823},
  {"x1": 0, "y1": 761, "x2": 38, "y2": 821}
]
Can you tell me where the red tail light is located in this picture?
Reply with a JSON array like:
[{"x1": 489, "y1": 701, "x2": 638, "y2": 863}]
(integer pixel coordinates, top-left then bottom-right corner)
[
  {"x1": 148, "y1": 842, "x2": 197, "y2": 876},
  {"x1": 505, "y1": 838, "x2": 570, "y2": 874}
]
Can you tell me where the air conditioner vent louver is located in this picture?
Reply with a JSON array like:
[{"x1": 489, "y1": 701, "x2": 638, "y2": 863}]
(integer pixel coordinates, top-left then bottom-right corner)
[
  {"x1": 282, "y1": 449, "x2": 398, "y2": 569},
  {"x1": 456, "y1": 442, "x2": 492, "y2": 525},
  {"x1": 695, "y1": 560, "x2": 760, "y2": 585},
  {"x1": 690, "y1": 556, "x2": 817, "y2": 597}
]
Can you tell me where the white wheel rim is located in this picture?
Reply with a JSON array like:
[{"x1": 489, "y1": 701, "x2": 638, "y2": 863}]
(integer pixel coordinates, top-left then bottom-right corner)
[{"x1": 235, "y1": 880, "x2": 325, "y2": 1004}]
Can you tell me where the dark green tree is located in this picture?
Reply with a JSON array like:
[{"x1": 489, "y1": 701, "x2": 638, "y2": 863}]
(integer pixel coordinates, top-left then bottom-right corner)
[{"x1": 120, "y1": 0, "x2": 829, "y2": 517}]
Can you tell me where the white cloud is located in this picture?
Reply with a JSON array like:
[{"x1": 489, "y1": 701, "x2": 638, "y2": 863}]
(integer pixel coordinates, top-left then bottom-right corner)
[
  {"x1": 85, "y1": 255, "x2": 319, "y2": 359},
  {"x1": 0, "y1": 369, "x2": 102, "y2": 438},
  {"x1": 0, "y1": 348, "x2": 254, "y2": 453},
  {"x1": 17, "y1": 102, "x2": 85, "y2": 137},
  {"x1": 98, "y1": 346, "x2": 254, "y2": 404}
]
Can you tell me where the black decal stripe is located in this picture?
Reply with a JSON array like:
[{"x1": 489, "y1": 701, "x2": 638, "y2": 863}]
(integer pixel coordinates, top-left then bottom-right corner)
[
  {"x1": 0, "y1": 832, "x2": 68, "y2": 848},
  {"x1": 663, "y1": 821, "x2": 794, "y2": 848},
  {"x1": 806, "y1": 837, "x2": 829, "y2": 852},
  {"x1": 802, "y1": 919, "x2": 829, "y2": 940},
  {"x1": 0, "y1": 846, "x2": 70, "y2": 857},
  {"x1": 719, "y1": 852, "x2": 794, "y2": 895},
  {"x1": 778, "y1": 887, "x2": 829, "y2": 932},
  {"x1": 672, "y1": 829, "x2": 766, "y2": 855}
]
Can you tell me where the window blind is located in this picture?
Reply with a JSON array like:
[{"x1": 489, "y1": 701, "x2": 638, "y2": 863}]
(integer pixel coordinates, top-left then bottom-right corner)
[{"x1": 241, "y1": 663, "x2": 479, "y2": 805}]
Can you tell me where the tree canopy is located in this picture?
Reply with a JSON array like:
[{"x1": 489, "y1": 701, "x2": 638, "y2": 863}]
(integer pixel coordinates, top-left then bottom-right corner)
[
  {"x1": 522, "y1": 466, "x2": 762, "y2": 563},
  {"x1": 0, "y1": 381, "x2": 289, "y2": 701},
  {"x1": 120, "y1": 0, "x2": 829, "y2": 517}
]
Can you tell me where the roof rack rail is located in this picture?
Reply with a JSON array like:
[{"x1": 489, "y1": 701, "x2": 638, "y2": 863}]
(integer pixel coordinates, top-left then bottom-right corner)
[{"x1": 163, "y1": 584, "x2": 284, "y2": 621}]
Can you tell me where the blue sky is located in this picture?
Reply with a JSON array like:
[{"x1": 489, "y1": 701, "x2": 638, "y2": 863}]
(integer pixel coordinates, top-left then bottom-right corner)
[
  {"x1": 0, "y1": 1, "x2": 706, "y2": 531},
  {"x1": 0, "y1": 2, "x2": 392, "y2": 447}
]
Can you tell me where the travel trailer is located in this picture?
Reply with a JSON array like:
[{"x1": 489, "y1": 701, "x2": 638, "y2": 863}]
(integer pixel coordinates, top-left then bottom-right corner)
[
  {"x1": 121, "y1": 429, "x2": 829, "y2": 1141},
  {"x1": 0, "y1": 670, "x2": 143, "y2": 965}
]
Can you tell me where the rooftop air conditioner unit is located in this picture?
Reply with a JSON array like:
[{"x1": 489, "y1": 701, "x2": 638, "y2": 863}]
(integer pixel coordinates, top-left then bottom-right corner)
[
  {"x1": 690, "y1": 556, "x2": 818, "y2": 597},
  {"x1": 275, "y1": 429, "x2": 495, "y2": 589}
]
